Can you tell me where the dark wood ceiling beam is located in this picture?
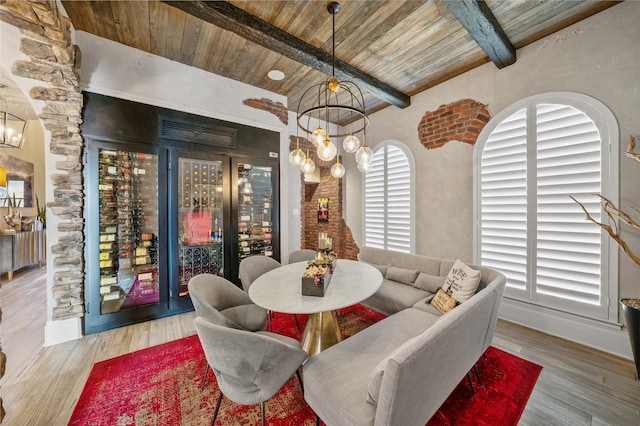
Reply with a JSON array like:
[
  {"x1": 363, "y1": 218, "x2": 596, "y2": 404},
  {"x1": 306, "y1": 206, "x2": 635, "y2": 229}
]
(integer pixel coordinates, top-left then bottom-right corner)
[
  {"x1": 443, "y1": 0, "x2": 516, "y2": 69},
  {"x1": 162, "y1": 0, "x2": 411, "y2": 109}
]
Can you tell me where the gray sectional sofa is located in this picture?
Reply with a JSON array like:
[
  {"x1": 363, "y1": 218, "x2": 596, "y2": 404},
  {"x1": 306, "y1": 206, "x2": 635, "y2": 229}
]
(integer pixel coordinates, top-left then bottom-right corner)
[{"x1": 303, "y1": 247, "x2": 506, "y2": 426}]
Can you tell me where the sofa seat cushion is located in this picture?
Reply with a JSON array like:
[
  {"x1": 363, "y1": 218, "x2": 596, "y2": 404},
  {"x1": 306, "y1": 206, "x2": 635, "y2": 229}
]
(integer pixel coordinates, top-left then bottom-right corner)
[
  {"x1": 361, "y1": 279, "x2": 429, "y2": 316},
  {"x1": 303, "y1": 309, "x2": 438, "y2": 426},
  {"x1": 411, "y1": 296, "x2": 445, "y2": 316}
]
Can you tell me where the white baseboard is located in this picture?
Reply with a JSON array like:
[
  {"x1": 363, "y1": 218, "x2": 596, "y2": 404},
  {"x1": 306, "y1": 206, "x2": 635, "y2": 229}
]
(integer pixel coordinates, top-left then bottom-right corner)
[
  {"x1": 500, "y1": 298, "x2": 633, "y2": 361},
  {"x1": 44, "y1": 317, "x2": 83, "y2": 346}
]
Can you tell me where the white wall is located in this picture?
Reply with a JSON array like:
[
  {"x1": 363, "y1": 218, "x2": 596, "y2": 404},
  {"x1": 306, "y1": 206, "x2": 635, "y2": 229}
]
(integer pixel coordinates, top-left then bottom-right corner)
[{"x1": 346, "y1": 1, "x2": 640, "y2": 359}]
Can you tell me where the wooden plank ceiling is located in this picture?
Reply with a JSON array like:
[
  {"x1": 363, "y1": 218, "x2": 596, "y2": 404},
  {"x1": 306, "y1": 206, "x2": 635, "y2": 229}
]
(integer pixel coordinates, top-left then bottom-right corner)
[{"x1": 61, "y1": 0, "x2": 617, "y2": 125}]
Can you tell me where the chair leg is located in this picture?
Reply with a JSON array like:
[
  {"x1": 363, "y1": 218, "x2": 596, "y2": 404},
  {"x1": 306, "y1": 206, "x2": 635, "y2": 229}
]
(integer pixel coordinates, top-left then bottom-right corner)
[
  {"x1": 212, "y1": 392, "x2": 223, "y2": 426},
  {"x1": 474, "y1": 363, "x2": 483, "y2": 387},
  {"x1": 201, "y1": 364, "x2": 210, "y2": 391},
  {"x1": 296, "y1": 369, "x2": 303, "y2": 392},
  {"x1": 260, "y1": 401, "x2": 266, "y2": 426},
  {"x1": 467, "y1": 372, "x2": 476, "y2": 396}
]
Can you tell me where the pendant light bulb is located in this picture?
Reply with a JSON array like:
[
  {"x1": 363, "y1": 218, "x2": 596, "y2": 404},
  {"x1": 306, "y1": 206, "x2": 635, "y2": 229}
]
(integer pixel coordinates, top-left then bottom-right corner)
[
  {"x1": 331, "y1": 157, "x2": 345, "y2": 178},
  {"x1": 288, "y1": 138, "x2": 306, "y2": 167},
  {"x1": 343, "y1": 134, "x2": 360, "y2": 153},
  {"x1": 311, "y1": 126, "x2": 325, "y2": 147},
  {"x1": 317, "y1": 137, "x2": 337, "y2": 162},
  {"x1": 301, "y1": 149, "x2": 316, "y2": 174},
  {"x1": 355, "y1": 144, "x2": 373, "y2": 166}
]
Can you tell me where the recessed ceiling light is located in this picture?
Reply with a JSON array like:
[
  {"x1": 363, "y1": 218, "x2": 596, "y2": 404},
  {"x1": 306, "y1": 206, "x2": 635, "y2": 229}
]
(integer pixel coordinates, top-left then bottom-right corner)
[{"x1": 267, "y1": 70, "x2": 285, "y2": 81}]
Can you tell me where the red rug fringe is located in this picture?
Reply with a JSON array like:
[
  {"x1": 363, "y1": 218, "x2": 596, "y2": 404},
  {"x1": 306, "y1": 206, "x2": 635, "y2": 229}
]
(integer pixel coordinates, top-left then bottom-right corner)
[{"x1": 69, "y1": 304, "x2": 541, "y2": 425}]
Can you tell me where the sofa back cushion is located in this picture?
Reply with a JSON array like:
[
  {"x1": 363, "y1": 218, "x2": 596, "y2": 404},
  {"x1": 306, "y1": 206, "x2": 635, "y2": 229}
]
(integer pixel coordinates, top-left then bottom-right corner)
[
  {"x1": 359, "y1": 247, "x2": 441, "y2": 276},
  {"x1": 386, "y1": 266, "x2": 419, "y2": 285},
  {"x1": 413, "y1": 273, "x2": 445, "y2": 293}
]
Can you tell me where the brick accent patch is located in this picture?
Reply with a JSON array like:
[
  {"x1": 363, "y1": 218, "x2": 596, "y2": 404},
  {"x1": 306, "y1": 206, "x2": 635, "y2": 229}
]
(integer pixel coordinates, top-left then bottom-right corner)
[
  {"x1": 418, "y1": 99, "x2": 491, "y2": 149},
  {"x1": 243, "y1": 98, "x2": 288, "y2": 125}
]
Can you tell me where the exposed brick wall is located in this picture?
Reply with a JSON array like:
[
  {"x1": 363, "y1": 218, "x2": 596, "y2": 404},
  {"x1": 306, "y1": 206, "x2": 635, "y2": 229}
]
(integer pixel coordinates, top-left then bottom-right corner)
[
  {"x1": 292, "y1": 135, "x2": 359, "y2": 261},
  {"x1": 243, "y1": 98, "x2": 288, "y2": 125},
  {"x1": 1, "y1": 0, "x2": 84, "y2": 321},
  {"x1": 418, "y1": 99, "x2": 491, "y2": 149}
]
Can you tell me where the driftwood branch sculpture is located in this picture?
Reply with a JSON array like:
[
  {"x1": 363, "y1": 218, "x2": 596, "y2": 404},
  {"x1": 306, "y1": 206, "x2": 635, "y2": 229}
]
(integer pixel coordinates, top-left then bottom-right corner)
[{"x1": 571, "y1": 136, "x2": 640, "y2": 267}]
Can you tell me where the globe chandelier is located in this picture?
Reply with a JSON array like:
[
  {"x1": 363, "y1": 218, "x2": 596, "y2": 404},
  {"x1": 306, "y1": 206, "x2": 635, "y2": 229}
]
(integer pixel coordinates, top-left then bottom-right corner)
[{"x1": 289, "y1": 1, "x2": 372, "y2": 178}]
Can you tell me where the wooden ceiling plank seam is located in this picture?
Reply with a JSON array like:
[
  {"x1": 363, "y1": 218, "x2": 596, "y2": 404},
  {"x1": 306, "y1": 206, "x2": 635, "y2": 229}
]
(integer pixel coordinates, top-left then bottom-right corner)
[
  {"x1": 87, "y1": 1, "x2": 120, "y2": 42},
  {"x1": 365, "y1": 19, "x2": 470, "y2": 86},
  {"x1": 216, "y1": 33, "x2": 249, "y2": 78},
  {"x1": 59, "y1": 1, "x2": 93, "y2": 35},
  {"x1": 191, "y1": 22, "x2": 215, "y2": 69},
  {"x1": 379, "y1": 22, "x2": 479, "y2": 87},
  {"x1": 109, "y1": 1, "x2": 141, "y2": 50},
  {"x1": 325, "y1": 1, "x2": 419, "y2": 60},
  {"x1": 352, "y1": 5, "x2": 453, "y2": 80},
  {"x1": 442, "y1": 0, "x2": 516, "y2": 69},
  {"x1": 149, "y1": 0, "x2": 169, "y2": 57},
  {"x1": 202, "y1": 25, "x2": 235, "y2": 74},
  {"x1": 161, "y1": 0, "x2": 410, "y2": 109},
  {"x1": 180, "y1": 13, "x2": 204, "y2": 65},
  {"x1": 313, "y1": 0, "x2": 387, "y2": 52},
  {"x1": 164, "y1": 3, "x2": 187, "y2": 62}
]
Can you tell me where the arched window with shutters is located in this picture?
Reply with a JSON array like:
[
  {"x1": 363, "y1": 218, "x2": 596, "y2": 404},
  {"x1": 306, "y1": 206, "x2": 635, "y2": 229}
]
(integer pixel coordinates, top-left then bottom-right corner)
[
  {"x1": 474, "y1": 92, "x2": 619, "y2": 321},
  {"x1": 363, "y1": 141, "x2": 415, "y2": 253}
]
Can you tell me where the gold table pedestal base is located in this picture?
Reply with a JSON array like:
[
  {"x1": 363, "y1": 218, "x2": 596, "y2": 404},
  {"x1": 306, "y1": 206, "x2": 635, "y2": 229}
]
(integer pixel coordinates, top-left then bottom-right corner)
[{"x1": 301, "y1": 310, "x2": 342, "y2": 356}]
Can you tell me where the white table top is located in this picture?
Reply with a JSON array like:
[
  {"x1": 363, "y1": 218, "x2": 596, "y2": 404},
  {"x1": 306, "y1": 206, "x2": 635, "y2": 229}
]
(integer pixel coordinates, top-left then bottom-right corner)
[{"x1": 248, "y1": 259, "x2": 383, "y2": 314}]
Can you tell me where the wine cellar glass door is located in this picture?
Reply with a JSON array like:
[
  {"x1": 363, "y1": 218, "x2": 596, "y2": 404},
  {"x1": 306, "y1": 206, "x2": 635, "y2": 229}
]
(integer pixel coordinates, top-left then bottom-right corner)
[
  {"x1": 170, "y1": 153, "x2": 230, "y2": 311},
  {"x1": 84, "y1": 142, "x2": 168, "y2": 334},
  {"x1": 231, "y1": 158, "x2": 280, "y2": 284}
]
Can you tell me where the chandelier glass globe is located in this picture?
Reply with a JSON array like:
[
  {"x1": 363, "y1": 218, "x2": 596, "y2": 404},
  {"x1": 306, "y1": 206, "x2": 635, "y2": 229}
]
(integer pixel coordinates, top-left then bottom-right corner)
[
  {"x1": 331, "y1": 159, "x2": 345, "y2": 178},
  {"x1": 311, "y1": 126, "x2": 326, "y2": 147},
  {"x1": 301, "y1": 155, "x2": 316, "y2": 174},
  {"x1": 288, "y1": 147, "x2": 306, "y2": 167},
  {"x1": 343, "y1": 134, "x2": 360, "y2": 153},
  {"x1": 317, "y1": 138, "x2": 337, "y2": 162},
  {"x1": 355, "y1": 144, "x2": 373, "y2": 166}
]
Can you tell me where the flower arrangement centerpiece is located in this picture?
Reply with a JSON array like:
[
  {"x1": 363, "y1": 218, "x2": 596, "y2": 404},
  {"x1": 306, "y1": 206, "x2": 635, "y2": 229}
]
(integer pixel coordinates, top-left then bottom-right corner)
[{"x1": 301, "y1": 249, "x2": 337, "y2": 297}]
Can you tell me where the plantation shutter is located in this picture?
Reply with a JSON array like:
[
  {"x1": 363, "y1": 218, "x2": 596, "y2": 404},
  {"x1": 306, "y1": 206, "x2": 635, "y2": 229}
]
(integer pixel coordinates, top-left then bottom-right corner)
[
  {"x1": 477, "y1": 94, "x2": 612, "y2": 319},
  {"x1": 535, "y1": 104, "x2": 602, "y2": 307},
  {"x1": 386, "y1": 146, "x2": 411, "y2": 252},
  {"x1": 479, "y1": 108, "x2": 528, "y2": 292},
  {"x1": 364, "y1": 144, "x2": 412, "y2": 253},
  {"x1": 364, "y1": 150, "x2": 386, "y2": 248}
]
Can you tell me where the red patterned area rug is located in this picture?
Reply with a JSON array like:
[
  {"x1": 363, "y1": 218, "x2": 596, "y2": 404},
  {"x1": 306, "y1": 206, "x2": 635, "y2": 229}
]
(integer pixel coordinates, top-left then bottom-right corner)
[{"x1": 69, "y1": 305, "x2": 541, "y2": 425}]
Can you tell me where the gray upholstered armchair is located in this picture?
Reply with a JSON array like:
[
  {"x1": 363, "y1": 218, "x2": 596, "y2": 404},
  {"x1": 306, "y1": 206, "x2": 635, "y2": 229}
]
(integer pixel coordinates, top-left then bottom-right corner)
[
  {"x1": 288, "y1": 249, "x2": 317, "y2": 264},
  {"x1": 188, "y1": 274, "x2": 267, "y2": 390},
  {"x1": 238, "y1": 255, "x2": 281, "y2": 292},
  {"x1": 238, "y1": 255, "x2": 298, "y2": 330},
  {"x1": 194, "y1": 316, "x2": 307, "y2": 426},
  {"x1": 188, "y1": 273, "x2": 267, "y2": 331}
]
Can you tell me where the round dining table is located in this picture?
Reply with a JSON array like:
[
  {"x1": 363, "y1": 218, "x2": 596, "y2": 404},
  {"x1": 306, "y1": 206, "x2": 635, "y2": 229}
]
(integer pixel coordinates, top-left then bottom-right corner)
[{"x1": 248, "y1": 259, "x2": 382, "y2": 356}]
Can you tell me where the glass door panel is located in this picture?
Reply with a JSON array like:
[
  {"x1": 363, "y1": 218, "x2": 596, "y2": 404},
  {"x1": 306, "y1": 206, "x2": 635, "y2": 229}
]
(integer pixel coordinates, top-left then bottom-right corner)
[
  {"x1": 177, "y1": 158, "x2": 224, "y2": 296},
  {"x1": 237, "y1": 163, "x2": 274, "y2": 263},
  {"x1": 98, "y1": 149, "x2": 159, "y2": 314}
]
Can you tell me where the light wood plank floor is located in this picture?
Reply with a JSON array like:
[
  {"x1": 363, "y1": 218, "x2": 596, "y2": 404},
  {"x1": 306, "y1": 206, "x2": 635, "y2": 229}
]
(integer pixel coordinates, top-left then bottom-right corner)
[{"x1": 1, "y1": 268, "x2": 639, "y2": 425}]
